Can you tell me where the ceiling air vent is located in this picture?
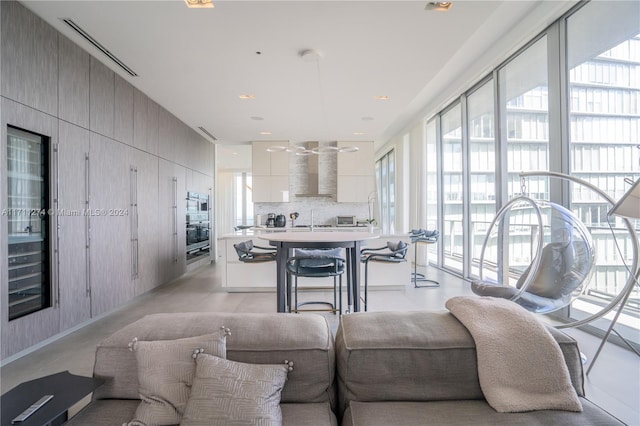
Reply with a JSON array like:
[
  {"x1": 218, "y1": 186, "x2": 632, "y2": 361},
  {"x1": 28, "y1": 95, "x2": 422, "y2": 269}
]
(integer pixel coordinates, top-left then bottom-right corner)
[
  {"x1": 61, "y1": 18, "x2": 138, "y2": 77},
  {"x1": 198, "y1": 127, "x2": 217, "y2": 141}
]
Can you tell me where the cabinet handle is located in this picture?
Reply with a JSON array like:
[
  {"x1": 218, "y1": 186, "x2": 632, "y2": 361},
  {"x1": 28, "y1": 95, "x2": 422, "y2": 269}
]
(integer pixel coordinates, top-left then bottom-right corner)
[
  {"x1": 134, "y1": 168, "x2": 139, "y2": 279},
  {"x1": 85, "y1": 153, "x2": 91, "y2": 297},
  {"x1": 130, "y1": 166, "x2": 140, "y2": 280},
  {"x1": 172, "y1": 177, "x2": 178, "y2": 263},
  {"x1": 52, "y1": 144, "x2": 60, "y2": 308}
]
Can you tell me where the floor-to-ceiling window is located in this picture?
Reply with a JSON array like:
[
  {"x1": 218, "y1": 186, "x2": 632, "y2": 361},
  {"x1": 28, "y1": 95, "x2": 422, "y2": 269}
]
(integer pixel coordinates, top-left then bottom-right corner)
[
  {"x1": 467, "y1": 80, "x2": 497, "y2": 276},
  {"x1": 376, "y1": 149, "x2": 395, "y2": 234},
  {"x1": 499, "y1": 36, "x2": 550, "y2": 202},
  {"x1": 424, "y1": 0, "x2": 639, "y2": 344},
  {"x1": 441, "y1": 104, "x2": 463, "y2": 272},
  {"x1": 566, "y1": 1, "x2": 640, "y2": 341}
]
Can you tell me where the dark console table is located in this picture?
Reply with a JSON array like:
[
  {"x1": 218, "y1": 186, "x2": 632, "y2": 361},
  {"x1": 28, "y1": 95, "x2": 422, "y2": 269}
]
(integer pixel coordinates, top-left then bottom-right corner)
[{"x1": 1, "y1": 371, "x2": 103, "y2": 426}]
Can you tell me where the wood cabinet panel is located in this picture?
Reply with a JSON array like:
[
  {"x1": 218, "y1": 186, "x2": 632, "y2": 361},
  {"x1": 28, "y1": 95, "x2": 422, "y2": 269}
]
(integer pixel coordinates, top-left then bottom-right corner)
[
  {"x1": 133, "y1": 89, "x2": 159, "y2": 155},
  {"x1": 89, "y1": 134, "x2": 132, "y2": 317},
  {"x1": 130, "y1": 148, "x2": 159, "y2": 295},
  {"x1": 58, "y1": 35, "x2": 89, "y2": 128},
  {"x1": 114, "y1": 75, "x2": 134, "y2": 146},
  {"x1": 58, "y1": 121, "x2": 91, "y2": 329},
  {"x1": 1, "y1": 1, "x2": 58, "y2": 116},
  {"x1": 89, "y1": 57, "x2": 115, "y2": 138},
  {"x1": 158, "y1": 159, "x2": 186, "y2": 283},
  {"x1": 158, "y1": 106, "x2": 178, "y2": 162}
]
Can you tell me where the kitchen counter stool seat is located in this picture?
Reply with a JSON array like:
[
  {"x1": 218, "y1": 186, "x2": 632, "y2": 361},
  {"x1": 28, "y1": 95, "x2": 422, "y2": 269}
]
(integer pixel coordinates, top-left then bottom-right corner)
[
  {"x1": 410, "y1": 229, "x2": 439, "y2": 288},
  {"x1": 233, "y1": 240, "x2": 277, "y2": 262},
  {"x1": 286, "y1": 248, "x2": 345, "y2": 315},
  {"x1": 360, "y1": 241, "x2": 408, "y2": 311}
]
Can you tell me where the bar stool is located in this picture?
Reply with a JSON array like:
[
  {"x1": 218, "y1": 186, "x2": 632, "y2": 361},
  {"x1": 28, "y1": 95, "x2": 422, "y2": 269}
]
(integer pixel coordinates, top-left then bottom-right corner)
[
  {"x1": 233, "y1": 240, "x2": 277, "y2": 262},
  {"x1": 360, "y1": 241, "x2": 408, "y2": 311},
  {"x1": 286, "y1": 248, "x2": 345, "y2": 315},
  {"x1": 409, "y1": 229, "x2": 439, "y2": 288}
]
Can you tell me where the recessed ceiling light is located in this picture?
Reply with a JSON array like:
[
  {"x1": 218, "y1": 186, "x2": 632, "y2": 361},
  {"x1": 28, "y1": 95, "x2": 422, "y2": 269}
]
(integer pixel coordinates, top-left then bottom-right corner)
[
  {"x1": 361, "y1": 116, "x2": 374, "y2": 121},
  {"x1": 425, "y1": 1, "x2": 452, "y2": 11},
  {"x1": 250, "y1": 116, "x2": 264, "y2": 121},
  {"x1": 353, "y1": 132, "x2": 365, "y2": 136},
  {"x1": 239, "y1": 94, "x2": 256, "y2": 100},
  {"x1": 184, "y1": 0, "x2": 214, "y2": 8},
  {"x1": 260, "y1": 131, "x2": 272, "y2": 135},
  {"x1": 374, "y1": 95, "x2": 390, "y2": 100}
]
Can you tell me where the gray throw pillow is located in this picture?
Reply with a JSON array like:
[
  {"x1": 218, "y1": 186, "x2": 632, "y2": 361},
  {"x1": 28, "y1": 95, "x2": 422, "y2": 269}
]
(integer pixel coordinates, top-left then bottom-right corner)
[
  {"x1": 181, "y1": 354, "x2": 292, "y2": 426},
  {"x1": 126, "y1": 329, "x2": 229, "y2": 426}
]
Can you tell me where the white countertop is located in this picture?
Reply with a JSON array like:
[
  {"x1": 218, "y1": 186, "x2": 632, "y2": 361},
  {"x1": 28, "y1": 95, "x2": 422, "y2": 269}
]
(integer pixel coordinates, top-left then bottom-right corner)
[
  {"x1": 257, "y1": 231, "x2": 379, "y2": 243},
  {"x1": 219, "y1": 226, "x2": 377, "y2": 239}
]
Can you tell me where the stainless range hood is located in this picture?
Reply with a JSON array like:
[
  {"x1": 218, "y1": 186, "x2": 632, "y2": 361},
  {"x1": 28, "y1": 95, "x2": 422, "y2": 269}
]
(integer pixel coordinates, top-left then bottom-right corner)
[{"x1": 294, "y1": 141, "x2": 336, "y2": 198}]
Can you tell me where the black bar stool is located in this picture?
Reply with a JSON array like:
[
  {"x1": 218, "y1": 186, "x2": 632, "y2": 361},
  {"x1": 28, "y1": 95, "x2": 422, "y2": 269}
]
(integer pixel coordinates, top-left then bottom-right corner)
[
  {"x1": 233, "y1": 240, "x2": 277, "y2": 262},
  {"x1": 286, "y1": 248, "x2": 345, "y2": 315},
  {"x1": 409, "y1": 229, "x2": 439, "y2": 288},
  {"x1": 360, "y1": 241, "x2": 408, "y2": 311}
]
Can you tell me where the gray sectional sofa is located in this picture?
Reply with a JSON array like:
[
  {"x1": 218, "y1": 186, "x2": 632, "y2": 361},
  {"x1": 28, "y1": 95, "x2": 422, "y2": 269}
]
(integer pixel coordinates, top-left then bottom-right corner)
[{"x1": 66, "y1": 311, "x2": 623, "y2": 426}]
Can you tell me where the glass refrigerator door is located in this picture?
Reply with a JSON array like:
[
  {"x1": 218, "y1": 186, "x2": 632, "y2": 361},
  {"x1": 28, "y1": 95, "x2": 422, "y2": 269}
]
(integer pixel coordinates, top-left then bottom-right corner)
[{"x1": 7, "y1": 126, "x2": 50, "y2": 320}]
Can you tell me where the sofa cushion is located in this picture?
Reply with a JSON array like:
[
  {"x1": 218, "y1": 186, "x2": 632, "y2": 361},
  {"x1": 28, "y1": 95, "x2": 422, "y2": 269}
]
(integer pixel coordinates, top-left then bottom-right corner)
[
  {"x1": 92, "y1": 312, "x2": 335, "y2": 409},
  {"x1": 64, "y1": 399, "x2": 139, "y2": 426},
  {"x1": 281, "y1": 402, "x2": 338, "y2": 426},
  {"x1": 341, "y1": 400, "x2": 623, "y2": 426},
  {"x1": 67, "y1": 400, "x2": 339, "y2": 426},
  {"x1": 335, "y1": 311, "x2": 584, "y2": 416},
  {"x1": 181, "y1": 353, "x2": 290, "y2": 425},
  {"x1": 127, "y1": 331, "x2": 228, "y2": 425}
]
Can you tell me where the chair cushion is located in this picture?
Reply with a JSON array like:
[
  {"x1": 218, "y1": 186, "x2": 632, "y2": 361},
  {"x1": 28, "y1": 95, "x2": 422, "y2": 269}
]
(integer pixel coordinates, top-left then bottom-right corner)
[{"x1": 288, "y1": 249, "x2": 345, "y2": 276}]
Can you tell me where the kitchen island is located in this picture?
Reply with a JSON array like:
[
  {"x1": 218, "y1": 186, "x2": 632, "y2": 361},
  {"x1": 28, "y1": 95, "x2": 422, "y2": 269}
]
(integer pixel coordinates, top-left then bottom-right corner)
[
  {"x1": 259, "y1": 231, "x2": 379, "y2": 313},
  {"x1": 217, "y1": 228, "x2": 412, "y2": 301}
]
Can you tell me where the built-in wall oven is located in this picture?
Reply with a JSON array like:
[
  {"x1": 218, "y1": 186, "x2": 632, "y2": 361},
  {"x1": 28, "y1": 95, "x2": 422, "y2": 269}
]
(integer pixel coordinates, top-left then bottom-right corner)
[{"x1": 186, "y1": 191, "x2": 210, "y2": 263}]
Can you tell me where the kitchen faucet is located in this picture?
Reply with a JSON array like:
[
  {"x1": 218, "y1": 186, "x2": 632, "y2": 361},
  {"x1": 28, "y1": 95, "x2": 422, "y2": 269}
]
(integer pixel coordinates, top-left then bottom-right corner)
[{"x1": 310, "y1": 209, "x2": 314, "y2": 232}]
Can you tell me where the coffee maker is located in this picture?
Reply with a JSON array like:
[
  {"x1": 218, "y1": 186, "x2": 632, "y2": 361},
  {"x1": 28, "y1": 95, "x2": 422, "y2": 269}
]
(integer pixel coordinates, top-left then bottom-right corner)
[{"x1": 266, "y1": 213, "x2": 276, "y2": 228}]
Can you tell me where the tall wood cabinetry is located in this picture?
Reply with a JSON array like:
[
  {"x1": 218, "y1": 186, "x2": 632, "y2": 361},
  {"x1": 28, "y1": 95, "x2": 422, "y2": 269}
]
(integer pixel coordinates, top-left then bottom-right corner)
[
  {"x1": 252, "y1": 141, "x2": 290, "y2": 202},
  {"x1": 57, "y1": 122, "x2": 91, "y2": 330},
  {"x1": 88, "y1": 134, "x2": 131, "y2": 317},
  {"x1": 337, "y1": 141, "x2": 375, "y2": 202},
  {"x1": 0, "y1": 1, "x2": 214, "y2": 360},
  {"x1": 158, "y1": 159, "x2": 187, "y2": 282}
]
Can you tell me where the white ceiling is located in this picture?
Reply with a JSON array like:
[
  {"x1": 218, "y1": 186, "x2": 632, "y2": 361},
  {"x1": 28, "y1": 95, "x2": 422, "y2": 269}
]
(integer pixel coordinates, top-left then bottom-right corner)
[{"x1": 22, "y1": 0, "x2": 572, "y2": 148}]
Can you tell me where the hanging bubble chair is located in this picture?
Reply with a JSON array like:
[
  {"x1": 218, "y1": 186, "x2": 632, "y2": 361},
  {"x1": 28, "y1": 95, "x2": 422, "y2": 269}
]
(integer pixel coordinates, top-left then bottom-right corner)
[
  {"x1": 472, "y1": 171, "x2": 639, "y2": 330},
  {"x1": 472, "y1": 196, "x2": 597, "y2": 314}
]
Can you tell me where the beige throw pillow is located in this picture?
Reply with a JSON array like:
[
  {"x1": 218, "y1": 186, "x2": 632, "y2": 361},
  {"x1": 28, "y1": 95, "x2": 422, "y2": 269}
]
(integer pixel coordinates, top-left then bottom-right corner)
[
  {"x1": 180, "y1": 354, "x2": 292, "y2": 426},
  {"x1": 127, "y1": 328, "x2": 229, "y2": 426}
]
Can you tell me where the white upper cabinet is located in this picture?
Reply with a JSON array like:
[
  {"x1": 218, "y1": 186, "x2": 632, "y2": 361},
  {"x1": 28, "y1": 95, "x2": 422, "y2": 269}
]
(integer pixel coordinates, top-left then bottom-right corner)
[
  {"x1": 252, "y1": 141, "x2": 290, "y2": 202},
  {"x1": 337, "y1": 141, "x2": 375, "y2": 202}
]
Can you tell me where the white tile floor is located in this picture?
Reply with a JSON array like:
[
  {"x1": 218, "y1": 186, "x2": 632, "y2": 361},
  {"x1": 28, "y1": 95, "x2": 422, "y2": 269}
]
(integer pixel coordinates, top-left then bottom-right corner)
[{"x1": 1, "y1": 262, "x2": 639, "y2": 425}]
